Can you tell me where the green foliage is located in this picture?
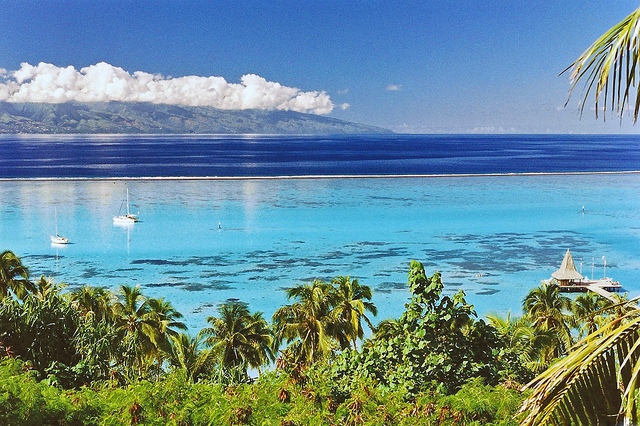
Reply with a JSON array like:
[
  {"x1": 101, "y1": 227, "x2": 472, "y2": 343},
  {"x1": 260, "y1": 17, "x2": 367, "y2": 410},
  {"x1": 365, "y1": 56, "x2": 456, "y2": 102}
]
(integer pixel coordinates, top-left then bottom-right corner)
[
  {"x1": 73, "y1": 317, "x2": 120, "y2": 383},
  {"x1": 564, "y1": 5, "x2": 640, "y2": 122},
  {"x1": 273, "y1": 276, "x2": 377, "y2": 365},
  {"x1": 0, "y1": 252, "x2": 554, "y2": 424},
  {"x1": 437, "y1": 378, "x2": 525, "y2": 425},
  {"x1": 199, "y1": 302, "x2": 274, "y2": 375},
  {"x1": 331, "y1": 261, "x2": 507, "y2": 396},
  {"x1": 0, "y1": 290, "x2": 90, "y2": 388},
  {"x1": 0, "y1": 250, "x2": 33, "y2": 300},
  {"x1": 0, "y1": 358, "x2": 101, "y2": 425},
  {"x1": 522, "y1": 283, "x2": 574, "y2": 361},
  {"x1": 0, "y1": 347, "x2": 527, "y2": 425}
]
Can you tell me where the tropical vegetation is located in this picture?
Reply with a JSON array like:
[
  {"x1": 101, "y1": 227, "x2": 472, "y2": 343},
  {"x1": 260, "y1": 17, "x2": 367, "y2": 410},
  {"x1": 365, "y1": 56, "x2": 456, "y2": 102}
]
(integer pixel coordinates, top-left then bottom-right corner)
[
  {"x1": 0, "y1": 249, "x2": 637, "y2": 424},
  {"x1": 329, "y1": 262, "x2": 512, "y2": 396}
]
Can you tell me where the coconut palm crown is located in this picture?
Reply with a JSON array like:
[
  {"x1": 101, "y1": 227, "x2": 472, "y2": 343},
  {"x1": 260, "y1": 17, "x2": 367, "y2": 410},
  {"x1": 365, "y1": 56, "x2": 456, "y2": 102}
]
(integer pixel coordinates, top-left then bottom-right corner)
[
  {"x1": 272, "y1": 280, "x2": 339, "y2": 364},
  {"x1": 0, "y1": 250, "x2": 34, "y2": 300},
  {"x1": 199, "y1": 302, "x2": 274, "y2": 371},
  {"x1": 330, "y1": 276, "x2": 377, "y2": 349},
  {"x1": 564, "y1": 6, "x2": 640, "y2": 122}
]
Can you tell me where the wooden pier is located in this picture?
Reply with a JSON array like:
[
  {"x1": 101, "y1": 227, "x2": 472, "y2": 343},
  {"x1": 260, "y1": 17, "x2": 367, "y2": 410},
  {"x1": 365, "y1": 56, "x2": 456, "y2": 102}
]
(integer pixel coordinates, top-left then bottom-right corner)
[
  {"x1": 556, "y1": 281, "x2": 622, "y2": 298},
  {"x1": 583, "y1": 284, "x2": 622, "y2": 302}
]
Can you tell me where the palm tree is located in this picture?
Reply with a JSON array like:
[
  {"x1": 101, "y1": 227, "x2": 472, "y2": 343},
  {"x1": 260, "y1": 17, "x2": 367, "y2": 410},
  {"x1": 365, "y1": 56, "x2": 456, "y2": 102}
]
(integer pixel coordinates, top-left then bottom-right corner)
[
  {"x1": 0, "y1": 250, "x2": 34, "y2": 299},
  {"x1": 571, "y1": 292, "x2": 611, "y2": 338},
  {"x1": 485, "y1": 311, "x2": 554, "y2": 373},
  {"x1": 272, "y1": 280, "x2": 339, "y2": 364},
  {"x1": 372, "y1": 318, "x2": 404, "y2": 342},
  {"x1": 518, "y1": 299, "x2": 640, "y2": 425},
  {"x1": 167, "y1": 333, "x2": 213, "y2": 383},
  {"x1": 564, "y1": 6, "x2": 640, "y2": 122},
  {"x1": 522, "y1": 283, "x2": 574, "y2": 359},
  {"x1": 32, "y1": 275, "x2": 63, "y2": 300},
  {"x1": 70, "y1": 285, "x2": 116, "y2": 323},
  {"x1": 606, "y1": 292, "x2": 634, "y2": 324},
  {"x1": 330, "y1": 276, "x2": 377, "y2": 349},
  {"x1": 518, "y1": 9, "x2": 640, "y2": 423},
  {"x1": 140, "y1": 297, "x2": 188, "y2": 372},
  {"x1": 147, "y1": 297, "x2": 186, "y2": 337},
  {"x1": 199, "y1": 302, "x2": 274, "y2": 373},
  {"x1": 112, "y1": 285, "x2": 164, "y2": 377}
]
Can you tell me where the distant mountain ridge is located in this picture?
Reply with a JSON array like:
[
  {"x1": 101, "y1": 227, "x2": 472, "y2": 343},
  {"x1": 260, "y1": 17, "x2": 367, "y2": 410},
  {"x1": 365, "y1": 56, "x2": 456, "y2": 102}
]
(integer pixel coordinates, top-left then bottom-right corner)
[{"x1": 0, "y1": 102, "x2": 391, "y2": 134}]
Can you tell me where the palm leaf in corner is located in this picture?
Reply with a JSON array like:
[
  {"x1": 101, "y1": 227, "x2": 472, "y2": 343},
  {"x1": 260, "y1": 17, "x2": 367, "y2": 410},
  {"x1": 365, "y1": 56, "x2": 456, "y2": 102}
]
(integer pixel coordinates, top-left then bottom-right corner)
[
  {"x1": 564, "y1": 7, "x2": 640, "y2": 122},
  {"x1": 518, "y1": 303, "x2": 640, "y2": 425}
]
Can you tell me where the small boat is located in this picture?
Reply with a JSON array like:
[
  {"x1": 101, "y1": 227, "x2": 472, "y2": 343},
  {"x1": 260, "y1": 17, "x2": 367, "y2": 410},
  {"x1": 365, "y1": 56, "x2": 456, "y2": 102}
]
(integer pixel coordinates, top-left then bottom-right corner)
[
  {"x1": 51, "y1": 234, "x2": 69, "y2": 244},
  {"x1": 113, "y1": 188, "x2": 139, "y2": 224},
  {"x1": 50, "y1": 207, "x2": 69, "y2": 244}
]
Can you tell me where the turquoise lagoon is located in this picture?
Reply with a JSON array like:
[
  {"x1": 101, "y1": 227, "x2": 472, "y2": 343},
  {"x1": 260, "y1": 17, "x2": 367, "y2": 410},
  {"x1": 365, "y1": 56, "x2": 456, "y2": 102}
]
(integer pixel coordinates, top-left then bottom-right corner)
[{"x1": 1, "y1": 173, "x2": 640, "y2": 332}]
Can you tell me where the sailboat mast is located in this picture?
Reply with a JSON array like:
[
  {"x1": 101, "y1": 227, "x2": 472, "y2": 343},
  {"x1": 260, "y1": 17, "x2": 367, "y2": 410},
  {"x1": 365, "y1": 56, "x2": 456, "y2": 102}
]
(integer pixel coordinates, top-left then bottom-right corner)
[
  {"x1": 126, "y1": 188, "x2": 130, "y2": 216},
  {"x1": 55, "y1": 207, "x2": 58, "y2": 235}
]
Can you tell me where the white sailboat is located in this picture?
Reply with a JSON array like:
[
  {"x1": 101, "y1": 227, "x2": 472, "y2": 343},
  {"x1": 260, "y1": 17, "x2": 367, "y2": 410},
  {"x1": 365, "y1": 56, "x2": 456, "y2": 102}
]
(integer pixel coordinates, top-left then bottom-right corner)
[
  {"x1": 113, "y1": 188, "x2": 139, "y2": 224},
  {"x1": 50, "y1": 207, "x2": 69, "y2": 244}
]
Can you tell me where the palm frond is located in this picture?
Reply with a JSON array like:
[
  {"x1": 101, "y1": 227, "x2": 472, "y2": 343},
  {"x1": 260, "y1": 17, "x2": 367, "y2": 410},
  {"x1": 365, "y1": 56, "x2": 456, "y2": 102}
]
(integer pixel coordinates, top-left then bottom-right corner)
[
  {"x1": 564, "y1": 7, "x2": 640, "y2": 122},
  {"x1": 519, "y1": 310, "x2": 640, "y2": 425}
]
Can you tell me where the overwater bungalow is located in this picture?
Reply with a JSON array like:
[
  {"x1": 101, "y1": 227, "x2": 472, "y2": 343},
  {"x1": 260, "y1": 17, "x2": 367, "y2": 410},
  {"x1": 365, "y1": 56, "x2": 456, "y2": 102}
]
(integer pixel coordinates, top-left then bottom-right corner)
[{"x1": 548, "y1": 249, "x2": 621, "y2": 293}]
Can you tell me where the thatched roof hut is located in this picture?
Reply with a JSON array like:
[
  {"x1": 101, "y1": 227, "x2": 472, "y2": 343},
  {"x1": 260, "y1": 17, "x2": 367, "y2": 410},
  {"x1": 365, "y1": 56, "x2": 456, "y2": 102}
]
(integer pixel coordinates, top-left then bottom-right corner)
[{"x1": 551, "y1": 249, "x2": 583, "y2": 284}]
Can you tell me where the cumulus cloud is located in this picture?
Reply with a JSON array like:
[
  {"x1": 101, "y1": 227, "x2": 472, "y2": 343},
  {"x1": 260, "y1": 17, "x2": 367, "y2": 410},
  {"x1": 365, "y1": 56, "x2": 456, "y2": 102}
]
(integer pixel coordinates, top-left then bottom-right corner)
[
  {"x1": 0, "y1": 62, "x2": 336, "y2": 114},
  {"x1": 386, "y1": 84, "x2": 402, "y2": 91}
]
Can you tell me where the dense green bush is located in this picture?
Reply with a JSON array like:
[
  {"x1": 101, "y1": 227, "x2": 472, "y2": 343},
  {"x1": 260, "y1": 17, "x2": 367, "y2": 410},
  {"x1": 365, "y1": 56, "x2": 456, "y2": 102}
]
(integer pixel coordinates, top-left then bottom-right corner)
[
  {"x1": 329, "y1": 261, "x2": 514, "y2": 397},
  {"x1": 0, "y1": 290, "x2": 95, "y2": 388},
  {"x1": 0, "y1": 357, "x2": 526, "y2": 425},
  {"x1": 0, "y1": 358, "x2": 102, "y2": 425}
]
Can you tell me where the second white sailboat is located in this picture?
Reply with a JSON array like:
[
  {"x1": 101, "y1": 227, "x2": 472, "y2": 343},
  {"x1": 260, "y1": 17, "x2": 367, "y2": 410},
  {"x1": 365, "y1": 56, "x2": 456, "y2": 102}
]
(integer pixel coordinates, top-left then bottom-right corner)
[
  {"x1": 113, "y1": 188, "x2": 139, "y2": 224},
  {"x1": 50, "y1": 207, "x2": 69, "y2": 244}
]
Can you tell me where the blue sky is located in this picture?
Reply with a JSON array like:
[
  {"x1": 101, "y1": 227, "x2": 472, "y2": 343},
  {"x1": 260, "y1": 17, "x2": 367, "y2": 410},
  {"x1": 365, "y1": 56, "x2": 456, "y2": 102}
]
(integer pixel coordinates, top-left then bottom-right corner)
[{"x1": 1, "y1": 0, "x2": 639, "y2": 134}]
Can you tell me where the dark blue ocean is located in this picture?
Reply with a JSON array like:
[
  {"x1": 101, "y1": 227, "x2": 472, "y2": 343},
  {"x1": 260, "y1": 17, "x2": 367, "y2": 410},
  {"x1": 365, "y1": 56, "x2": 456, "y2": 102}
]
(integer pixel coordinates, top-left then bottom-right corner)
[{"x1": 1, "y1": 134, "x2": 640, "y2": 178}]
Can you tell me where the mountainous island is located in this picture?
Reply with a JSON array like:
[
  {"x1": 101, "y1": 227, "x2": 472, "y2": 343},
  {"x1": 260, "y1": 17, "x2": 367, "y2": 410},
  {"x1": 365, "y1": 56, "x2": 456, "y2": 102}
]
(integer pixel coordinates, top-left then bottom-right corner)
[{"x1": 0, "y1": 102, "x2": 391, "y2": 134}]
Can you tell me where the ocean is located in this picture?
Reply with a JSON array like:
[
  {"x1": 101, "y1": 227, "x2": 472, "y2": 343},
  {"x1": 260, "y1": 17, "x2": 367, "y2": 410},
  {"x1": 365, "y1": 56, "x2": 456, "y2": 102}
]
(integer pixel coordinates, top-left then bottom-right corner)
[
  {"x1": 2, "y1": 133, "x2": 640, "y2": 178},
  {"x1": 1, "y1": 134, "x2": 639, "y2": 332}
]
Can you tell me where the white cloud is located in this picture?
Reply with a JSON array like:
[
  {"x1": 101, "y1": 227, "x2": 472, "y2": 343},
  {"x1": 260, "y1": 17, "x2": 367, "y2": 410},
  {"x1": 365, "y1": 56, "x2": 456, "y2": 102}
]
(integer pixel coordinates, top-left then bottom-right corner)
[
  {"x1": 337, "y1": 88, "x2": 349, "y2": 94},
  {"x1": 470, "y1": 126, "x2": 516, "y2": 133},
  {"x1": 0, "y1": 62, "x2": 336, "y2": 114},
  {"x1": 386, "y1": 84, "x2": 402, "y2": 91}
]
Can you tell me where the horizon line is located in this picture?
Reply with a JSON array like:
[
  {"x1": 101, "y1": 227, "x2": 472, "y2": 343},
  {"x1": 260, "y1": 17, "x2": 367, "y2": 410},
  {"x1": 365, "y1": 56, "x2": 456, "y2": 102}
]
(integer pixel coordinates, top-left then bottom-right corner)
[{"x1": 2, "y1": 170, "x2": 640, "y2": 182}]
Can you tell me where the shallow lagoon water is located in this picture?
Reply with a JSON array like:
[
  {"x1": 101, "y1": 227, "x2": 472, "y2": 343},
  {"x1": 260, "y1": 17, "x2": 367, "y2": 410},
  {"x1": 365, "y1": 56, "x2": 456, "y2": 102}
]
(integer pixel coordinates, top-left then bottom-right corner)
[{"x1": 1, "y1": 174, "x2": 640, "y2": 332}]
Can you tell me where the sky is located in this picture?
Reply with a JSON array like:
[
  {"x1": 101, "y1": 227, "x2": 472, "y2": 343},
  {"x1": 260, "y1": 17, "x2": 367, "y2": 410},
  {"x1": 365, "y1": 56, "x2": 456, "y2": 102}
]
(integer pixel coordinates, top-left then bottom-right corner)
[{"x1": 1, "y1": 0, "x2": 639, "y2": 134}]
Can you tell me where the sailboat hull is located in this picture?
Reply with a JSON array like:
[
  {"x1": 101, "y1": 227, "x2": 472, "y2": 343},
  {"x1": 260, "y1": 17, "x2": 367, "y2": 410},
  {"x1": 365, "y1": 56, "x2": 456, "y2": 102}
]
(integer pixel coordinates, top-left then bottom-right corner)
[
  {"x1": 50, "y1": 235, "x2": 69, "y2": 244},
  {"x1": 113, "y1": 214, "x2": 139, "y2": 224}
]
